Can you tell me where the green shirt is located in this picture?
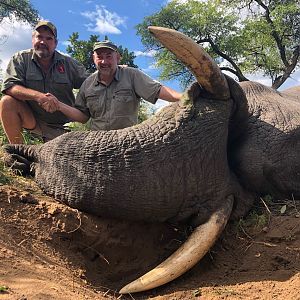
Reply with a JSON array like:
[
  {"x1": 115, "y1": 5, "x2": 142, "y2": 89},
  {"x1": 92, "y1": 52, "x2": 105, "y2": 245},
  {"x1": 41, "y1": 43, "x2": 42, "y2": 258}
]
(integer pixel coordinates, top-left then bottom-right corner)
[
  {"x1": 1, "y1": 49, "x2": 88, "y2": 126},
  {"x1": 75, "y1": 66, "x2": 162, "y2": 130}
]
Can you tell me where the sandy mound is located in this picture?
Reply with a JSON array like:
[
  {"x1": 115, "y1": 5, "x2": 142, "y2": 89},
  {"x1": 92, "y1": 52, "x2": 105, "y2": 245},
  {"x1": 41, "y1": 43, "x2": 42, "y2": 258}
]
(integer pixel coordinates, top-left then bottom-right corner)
[{"x1": 0, "y1": 182, "x2": 299, "y2": 300}]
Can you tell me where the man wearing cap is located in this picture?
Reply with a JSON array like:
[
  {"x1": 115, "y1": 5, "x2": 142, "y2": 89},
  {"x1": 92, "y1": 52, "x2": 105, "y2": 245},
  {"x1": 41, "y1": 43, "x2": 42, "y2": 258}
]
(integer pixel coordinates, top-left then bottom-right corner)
[
  {"x1": 0, "y1": 20, "x2": 89, "y2": 143},
  {"x1": 52, "y1": 40, "x2": 182, "y2": 131}
]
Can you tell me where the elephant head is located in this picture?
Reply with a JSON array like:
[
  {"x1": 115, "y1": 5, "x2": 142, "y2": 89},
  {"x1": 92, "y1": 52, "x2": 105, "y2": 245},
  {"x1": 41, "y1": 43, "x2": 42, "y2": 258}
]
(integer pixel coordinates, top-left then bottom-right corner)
[{"x1": 118, "y1": 26, "x2": 253, "y2": 294}]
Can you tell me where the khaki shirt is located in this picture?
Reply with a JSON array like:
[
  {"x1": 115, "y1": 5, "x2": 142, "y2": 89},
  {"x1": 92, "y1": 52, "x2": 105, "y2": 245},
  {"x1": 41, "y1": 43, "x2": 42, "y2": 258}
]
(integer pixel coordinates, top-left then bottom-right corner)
[
  {"x1": 1, "y1": 49, "x2": 88, "y2": 126},
  {"x1": 75, "y1": 67, "x2": 161, "y2": 130}
]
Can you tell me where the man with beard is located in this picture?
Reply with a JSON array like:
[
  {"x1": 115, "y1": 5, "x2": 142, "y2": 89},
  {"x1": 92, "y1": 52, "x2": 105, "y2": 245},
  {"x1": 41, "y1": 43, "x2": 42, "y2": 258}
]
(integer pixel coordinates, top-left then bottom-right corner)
[
  {"x1": 48, "y1": 40, "x2": 182, "y2": 131},
  {"x1": 0, "y1": 21, "x2": 88, "y2": 143}
]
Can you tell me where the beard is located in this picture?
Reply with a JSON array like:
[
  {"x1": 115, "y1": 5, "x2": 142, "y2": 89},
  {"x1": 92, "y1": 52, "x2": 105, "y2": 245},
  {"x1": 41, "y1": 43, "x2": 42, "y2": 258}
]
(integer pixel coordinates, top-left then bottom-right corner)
[
  {"x1": 34, "y1": 45, "x2": 51, "y2": 59},
  {"x1": 97, "y1": 65, "x2": 115, "y2": 77}
]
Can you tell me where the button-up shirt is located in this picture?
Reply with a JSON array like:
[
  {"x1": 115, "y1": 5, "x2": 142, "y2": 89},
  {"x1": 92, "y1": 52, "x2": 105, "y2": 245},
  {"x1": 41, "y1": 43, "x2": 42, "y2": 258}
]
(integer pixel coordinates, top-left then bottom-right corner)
[{"x1": 75, "y1": 66, "x2": 162, "y2": 130}]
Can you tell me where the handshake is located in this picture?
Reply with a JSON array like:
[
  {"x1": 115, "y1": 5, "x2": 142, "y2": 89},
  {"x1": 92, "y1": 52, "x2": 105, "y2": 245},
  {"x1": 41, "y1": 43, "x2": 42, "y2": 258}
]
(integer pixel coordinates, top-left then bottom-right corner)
[{"x1": 38, "y1": 92, "x2": 61, "y2": 113}]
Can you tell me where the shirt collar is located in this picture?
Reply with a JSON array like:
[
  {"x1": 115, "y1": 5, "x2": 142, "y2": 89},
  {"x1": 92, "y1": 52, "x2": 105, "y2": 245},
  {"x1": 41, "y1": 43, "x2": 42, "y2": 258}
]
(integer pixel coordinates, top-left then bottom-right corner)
[
  {"x1": 31, "y1": 50, "x2": 64, "y2": 64},
  {"x1": 115, "y1": 66, "x2": 120, "y2": 81}
]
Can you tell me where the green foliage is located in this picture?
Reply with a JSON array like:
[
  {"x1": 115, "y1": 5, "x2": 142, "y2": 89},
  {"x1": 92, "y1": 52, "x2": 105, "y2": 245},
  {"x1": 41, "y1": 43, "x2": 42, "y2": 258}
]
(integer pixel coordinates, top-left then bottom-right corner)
[
  {"x1": 136, "y1": 0, "x2": 242, "y2": 88},
  {"x1": 138, "y1": 100, "x2": 155, "y2": 123},
  {"x1": 0, "y1": 123, "x2": 8, "y2": 145},
  {"x1": 0, "y1": 158, "x2": 11, "y2": 185},
  {"x1": 66, "y1": 33, "x2": 138, "y2": 73},
  {"x1": 0, "y1": 285, "x2": 9, "y2": 292},
  {"x1": 66, "y1": 33, "x2": 99, "y2": 73},
  {"x1": 262, "y1": 194, "x2": 273, "y2": 205},
  {"x1": 21, "y1": 130, "x2": 43, "y2": 145},
  {"x1": 0, "y1": 123, "x2": 42, "y2": 145},
  {"x1": 0, "y1": 0, "x2": 38, "y2": 25},
  {"x1": 231, "y1": 0, "x2": 300, "y2": 85},
  {"x1": 117, "y1": 45, "x2": 138, "y2": 68},
  {"x1": 136, "y1": 0, "x2": 300, "y2": 89},
  {"x1": 239, "y1": 210, "x2": 268, "y2": 231},
  {"x1": 64, "y1": 120, "x2": 91, "y2": 131}
]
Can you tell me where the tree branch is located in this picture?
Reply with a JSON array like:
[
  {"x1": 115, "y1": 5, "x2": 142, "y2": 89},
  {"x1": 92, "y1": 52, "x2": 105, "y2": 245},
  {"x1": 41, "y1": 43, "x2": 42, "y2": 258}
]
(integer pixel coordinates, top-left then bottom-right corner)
[
  {"x1": 272, "y1": 45, "x2": 300, "y2": 89},
  {"x1": 0, "y1": 0, "x2": 38, "y2": 24},
  {"x1": 197, "y1": 37, "x2": 249, "y2": 82},
  {"x1": 254, "y1": 0, "x2": 288, "y2": 66}
]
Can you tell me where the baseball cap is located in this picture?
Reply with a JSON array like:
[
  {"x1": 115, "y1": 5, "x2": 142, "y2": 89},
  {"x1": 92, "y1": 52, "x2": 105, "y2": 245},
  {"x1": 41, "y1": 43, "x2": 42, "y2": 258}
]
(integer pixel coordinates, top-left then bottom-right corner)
[
  {"x1": 34, "y1": 20, "x2": 57, "y2": 38},
  {"x1": 93, "y1": 40, "x2": 118, "y2": 52}
]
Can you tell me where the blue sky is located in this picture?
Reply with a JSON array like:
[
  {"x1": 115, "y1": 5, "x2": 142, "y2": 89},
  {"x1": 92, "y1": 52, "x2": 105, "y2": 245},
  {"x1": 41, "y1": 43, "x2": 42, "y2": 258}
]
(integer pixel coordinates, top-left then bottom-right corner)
[
  {"x1": 0, "y1": 0, "x2": 182, "y2": 107},
  {"x1": 0, "y1": 0, "x2": 299, "y2": 100},
  {"x1": 30, "y1": 0, "x2": 168, "y2": 77}
]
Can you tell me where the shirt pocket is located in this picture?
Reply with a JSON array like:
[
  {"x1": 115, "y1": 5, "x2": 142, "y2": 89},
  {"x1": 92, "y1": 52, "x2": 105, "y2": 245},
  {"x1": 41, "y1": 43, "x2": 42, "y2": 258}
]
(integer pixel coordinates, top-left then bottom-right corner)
[
  {"x1": 53, "y1": 71, "x2": 70, "y2": 85},
  {"x1": 86, "y1": 94, "x2": 105, "y2": 118},
  {"x1": 26, "y1": 71, "x2": 43, "y2": 80},
  {"x1": 25, "y1": 72, "x2": 44, "y2": 91},
  {"x1": 113, "y1": 89, "x2": 137, "y2": 116}
]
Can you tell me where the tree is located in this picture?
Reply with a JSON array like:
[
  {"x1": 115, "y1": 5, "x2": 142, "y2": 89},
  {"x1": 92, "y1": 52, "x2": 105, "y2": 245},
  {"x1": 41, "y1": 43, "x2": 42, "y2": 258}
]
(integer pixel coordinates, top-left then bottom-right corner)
[
  {"x1": 0, "y1": 0, "x2": 38, "y2": 25},
  {"x1": 138, "y1": 100, "x2": 155, "y2": 123},
  {"x1": 66, "y1": 33, "x2": 138, "y2": 73},
  {"x1": 66, "y1": 33, "x2": 99, "y2": 73},
  {"x1": 136, "y1": 0, "x2": 300, "y2": 89}
]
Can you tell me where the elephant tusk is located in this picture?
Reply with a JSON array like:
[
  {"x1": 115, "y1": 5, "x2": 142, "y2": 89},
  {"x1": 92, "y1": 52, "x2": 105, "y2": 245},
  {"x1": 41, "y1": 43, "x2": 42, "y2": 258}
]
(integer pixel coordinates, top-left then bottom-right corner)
[
  {"x1": 119, "y1": 195, "x2": 234, "y2": 294},
  {"x1": 148, "y1": 26, "x2": 230, "y2": 100}
]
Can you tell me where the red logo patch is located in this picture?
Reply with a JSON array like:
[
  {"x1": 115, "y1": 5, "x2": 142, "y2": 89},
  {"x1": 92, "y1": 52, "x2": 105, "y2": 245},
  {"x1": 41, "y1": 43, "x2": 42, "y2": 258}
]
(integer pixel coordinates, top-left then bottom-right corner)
[{"x1": 57, "y1": 64, "x2": 65, "y2": 73}]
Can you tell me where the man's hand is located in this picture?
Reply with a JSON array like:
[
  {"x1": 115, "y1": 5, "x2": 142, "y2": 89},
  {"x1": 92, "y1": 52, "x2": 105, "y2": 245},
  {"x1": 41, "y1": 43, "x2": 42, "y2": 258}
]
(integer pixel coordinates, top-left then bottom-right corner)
[{"x1": 38, "y1": 93, "x2": 60, "y2": 113}]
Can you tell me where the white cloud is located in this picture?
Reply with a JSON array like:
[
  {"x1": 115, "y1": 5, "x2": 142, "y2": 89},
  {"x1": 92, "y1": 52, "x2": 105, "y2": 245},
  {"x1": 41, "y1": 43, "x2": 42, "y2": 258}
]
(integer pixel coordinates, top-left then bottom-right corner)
[
  {"x1": 81, "y1": 5, "x2": 126, "y2": 34},
  {"x1": 279, "y1": 69, "x2": 300, "y2": 90},
  {"x1": 141, "y1": 64, "x2": 157, "y2": 74},
  {"x1": 154, "y1": 99, "x2": 171, "y2": 111},
  {"x1": 134, "y1": 49, "x2": 157, "y2": 57},
  {"x1": 57, "y1": 50, "x2": 71, "y2": 57},
  {"x1": 246, "y1": 73, "x2": 271, "y2": 86},
  {"x1": 221, "y1": 62, "x2": 300, "y2": 90},
  {"x1": 61, "y1": 40, "x2": 71, "y2": 47},
  {"x1": 0, "y1": 17, "x2": 33, "y2": 76},
  {"x1": 239, "y1": 71, "x2": 300, "y2": 91}
]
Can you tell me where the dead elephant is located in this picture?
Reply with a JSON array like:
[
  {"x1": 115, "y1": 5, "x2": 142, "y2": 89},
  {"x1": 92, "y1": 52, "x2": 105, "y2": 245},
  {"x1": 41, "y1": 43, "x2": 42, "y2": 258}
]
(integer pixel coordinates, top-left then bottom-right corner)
[{"x1": 3, "y1": 27, "x2": 300, "y2": 294}]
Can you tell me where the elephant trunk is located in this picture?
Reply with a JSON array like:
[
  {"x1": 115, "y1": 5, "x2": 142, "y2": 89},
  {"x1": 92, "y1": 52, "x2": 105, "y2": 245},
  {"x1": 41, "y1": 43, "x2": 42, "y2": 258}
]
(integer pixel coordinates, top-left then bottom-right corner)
[
  {"x1": 2, "y1": 144, "x2": 39, "y2": 175},
  {"x1": 119, "y1": 195, "x2": 233, "y2": 294},
  {"x1": 148, "y1": 26, "x2": 230, "y2": 100}
]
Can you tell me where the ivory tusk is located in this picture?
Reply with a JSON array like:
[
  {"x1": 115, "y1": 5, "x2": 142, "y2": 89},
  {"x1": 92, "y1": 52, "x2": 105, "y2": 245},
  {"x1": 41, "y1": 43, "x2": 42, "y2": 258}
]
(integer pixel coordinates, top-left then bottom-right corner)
[
  {"x1": 148, "y1": 26, "x2": 230, "y2": 100},
  {"x1": 119, "y1": 196, "x2": 234, "y2": 294}
]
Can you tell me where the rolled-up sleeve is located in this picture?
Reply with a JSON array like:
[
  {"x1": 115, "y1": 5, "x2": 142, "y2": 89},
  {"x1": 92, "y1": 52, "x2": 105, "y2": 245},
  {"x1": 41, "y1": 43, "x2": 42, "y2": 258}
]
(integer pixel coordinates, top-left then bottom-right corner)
[
  {"x1": 1, "y1": 53, "x2": 26, "y2": 93},
  {"x1": 132, "y1": 69, "x2": 161, "y2": 104},
  {"x1": 74, "y1": 80, "x2": 91, "y2": 117}
]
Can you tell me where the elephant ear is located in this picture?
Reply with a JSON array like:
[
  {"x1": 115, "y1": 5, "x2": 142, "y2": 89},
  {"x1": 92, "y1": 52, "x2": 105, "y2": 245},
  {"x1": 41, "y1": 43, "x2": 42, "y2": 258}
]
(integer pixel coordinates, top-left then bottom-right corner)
[{"x1": 148, "y1": 26, "x2": 230, "y2": 100}]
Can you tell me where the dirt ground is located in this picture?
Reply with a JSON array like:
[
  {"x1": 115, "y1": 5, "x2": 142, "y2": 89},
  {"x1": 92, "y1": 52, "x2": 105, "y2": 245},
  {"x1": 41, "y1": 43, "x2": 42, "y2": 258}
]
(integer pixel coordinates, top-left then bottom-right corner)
[{"x1": 0, "y1": 177, "x2": 299, "y2": 300}]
